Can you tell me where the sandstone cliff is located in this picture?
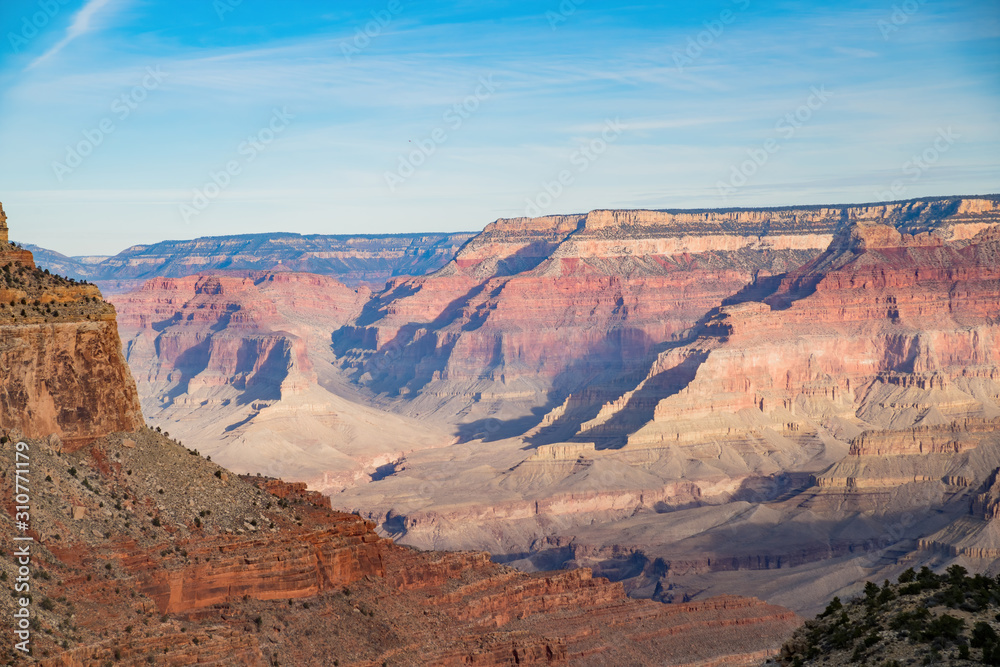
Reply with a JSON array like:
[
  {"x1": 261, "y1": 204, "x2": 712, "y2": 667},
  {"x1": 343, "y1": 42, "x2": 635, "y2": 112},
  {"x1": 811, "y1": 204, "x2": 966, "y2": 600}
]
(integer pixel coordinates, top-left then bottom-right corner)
[
  {"x1": 0, "y1": 227, "x2": 143, "y2": 450},
  {"x1": 336, "y1": 196, "x2": 1000, "y2": 616},
  {"x1": 332, "y1": 197, "x2": 998, "y2": 439}
]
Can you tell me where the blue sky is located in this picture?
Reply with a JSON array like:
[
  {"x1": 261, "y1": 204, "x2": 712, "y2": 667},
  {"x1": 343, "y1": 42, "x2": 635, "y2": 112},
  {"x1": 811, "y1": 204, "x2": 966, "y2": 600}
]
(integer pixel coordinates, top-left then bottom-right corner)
[{"x1": 0, "y1": 0, "x2": 998, "y2": 255}]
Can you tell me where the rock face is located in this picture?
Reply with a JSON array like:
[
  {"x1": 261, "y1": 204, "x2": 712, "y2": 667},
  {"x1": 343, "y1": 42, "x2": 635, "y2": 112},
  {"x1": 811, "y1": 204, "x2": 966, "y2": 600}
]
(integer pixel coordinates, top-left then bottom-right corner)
[
  {"x1": 0, "y1": 429, "x2": 800, "y2": 666},
  {"x1": 28, "y1": 231, "x2": 475, "y2": 293},
  {"x1": 112, "y1": 272, "x2": 365, "y2": 397},
  {"x1": 109, "y1": 271, "x2": 452, "y2": 487},
  {"x1": 334, "y1": 195, "x2": 1000, "y2": 615},
  {"x1": 332, "y1": 205, "x2": 842, "y2": 427},
  {"x1": 0, "y1": 210, "x2": 143, "y2": 449},
  {"x1": 133, "y1": 521, "x2": 385, "y2": 614}
]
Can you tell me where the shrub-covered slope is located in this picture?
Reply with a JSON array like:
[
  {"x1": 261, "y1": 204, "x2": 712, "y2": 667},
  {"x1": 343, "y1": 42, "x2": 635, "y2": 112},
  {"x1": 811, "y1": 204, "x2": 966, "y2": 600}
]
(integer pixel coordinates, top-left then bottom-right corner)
[{"x1": 776, "y1": 565, "x2": 1000, "y2": 665}]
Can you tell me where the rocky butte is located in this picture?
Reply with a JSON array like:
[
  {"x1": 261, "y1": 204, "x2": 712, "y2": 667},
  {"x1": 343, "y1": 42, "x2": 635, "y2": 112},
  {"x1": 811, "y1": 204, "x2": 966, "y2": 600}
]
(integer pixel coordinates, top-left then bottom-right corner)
[
  {"x1": 0, "y1": 203, "x2": 801, "y2": 665},
  {"x1": 110, "y1": 271, "x2": 452, "y2": 487},
  {"x1": 0, "y1": 203, "x2": 144, "y2": 450}
]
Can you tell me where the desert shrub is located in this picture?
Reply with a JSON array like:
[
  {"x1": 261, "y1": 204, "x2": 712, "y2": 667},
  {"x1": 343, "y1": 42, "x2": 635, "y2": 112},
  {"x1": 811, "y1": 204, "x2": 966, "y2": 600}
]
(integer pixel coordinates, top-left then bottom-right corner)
[
  {"x1": 890, "y1": 607, "x2": 931, "y2": 636},
  {"x1": 818, "y1": 596, "x2": 843, "y2": 618},
  {"x1": 865, "y1": 581, "x2": 879, "y2": 600},
  {"x1": 972, "y1": 621, "x2": 1000, "y2": 648},
  {"x1": 921, "y1": 613, "x2": 965, "y2": 643}
]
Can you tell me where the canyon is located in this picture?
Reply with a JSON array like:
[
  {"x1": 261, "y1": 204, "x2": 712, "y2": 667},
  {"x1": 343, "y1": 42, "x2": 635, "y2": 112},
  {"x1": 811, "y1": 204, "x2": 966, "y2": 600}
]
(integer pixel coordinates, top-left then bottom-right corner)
[
  {"x1": 340, "y1": 196, "x2": 1000, "y2": 615},
  {"x1": 0, "y1": 227, "x2": 801, "y2": 665},
  {"x1": 0, "y1": 430, "x2": 801, "y2": 666},
  {"x1": 10, "y1": 193, "x2": 1000, "y2": 664},
  {"x1": 95, "y1": 195, "x2": 1000, "y2": 620},
  {"x1": 111, "y1": 271, "x2": 452, "y2": 485}
]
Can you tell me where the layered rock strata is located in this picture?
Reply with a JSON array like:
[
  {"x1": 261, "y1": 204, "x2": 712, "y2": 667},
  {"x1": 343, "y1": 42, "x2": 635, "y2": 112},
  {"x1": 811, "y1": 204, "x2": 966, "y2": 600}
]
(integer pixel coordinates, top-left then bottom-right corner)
[
  {"x1": 338, "y1": 196, "x2": 1000, "y2": 614},
  {"x1": 0, "y1": 210, "x2": 143, "y2": 449},
  {"x1": 0, "y1": 429, "x2": 800, "y2": 666},
  {"x1": 109, "y1": 271, "x2": 453, "y2": 486},
  {"x1": 29, "y1": 231, "x2": 475, "y2": 293},
  {"x1": 332, "y1": 205, "x2": 844, "y2": 425}
]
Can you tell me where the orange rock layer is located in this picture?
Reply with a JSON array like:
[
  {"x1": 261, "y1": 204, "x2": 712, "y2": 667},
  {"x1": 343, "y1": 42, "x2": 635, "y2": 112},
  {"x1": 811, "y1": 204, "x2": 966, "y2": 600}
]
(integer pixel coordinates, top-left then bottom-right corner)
[{"x1": 0, "y1": 244, "x2": 143, "y2": 449}]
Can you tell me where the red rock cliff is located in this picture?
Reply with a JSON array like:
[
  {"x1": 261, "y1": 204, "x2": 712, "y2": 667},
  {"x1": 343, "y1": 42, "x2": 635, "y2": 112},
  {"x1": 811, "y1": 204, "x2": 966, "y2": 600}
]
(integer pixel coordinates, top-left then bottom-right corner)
[{"x1": 0, "y1": 222, "x2": 143, "y2": 450}]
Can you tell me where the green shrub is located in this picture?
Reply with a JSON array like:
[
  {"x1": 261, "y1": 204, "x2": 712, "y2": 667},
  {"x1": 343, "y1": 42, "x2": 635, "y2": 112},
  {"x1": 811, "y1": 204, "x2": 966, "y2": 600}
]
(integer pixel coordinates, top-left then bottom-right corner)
[
  {"x1": 921, "y1": 613, "x2": 965, "y2": 643},
  {"x1": 971, "y1": 621, "x2": 999, "y2": 648},
  {"x1": 818, "y1": 596, "x2": 842, "y2": 619}
]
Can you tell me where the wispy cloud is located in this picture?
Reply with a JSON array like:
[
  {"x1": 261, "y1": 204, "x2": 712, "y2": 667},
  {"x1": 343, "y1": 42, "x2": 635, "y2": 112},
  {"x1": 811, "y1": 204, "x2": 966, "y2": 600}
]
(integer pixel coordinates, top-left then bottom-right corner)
[
  {"x1": 1, "y1": 0, "x2": 997, "y2": 255},
  {"x1": 27, "y1": 0, "x2": 117, "y2": 70},
  {"x1": 832, "y1": 46, "x2": 879, "y2": 58}
]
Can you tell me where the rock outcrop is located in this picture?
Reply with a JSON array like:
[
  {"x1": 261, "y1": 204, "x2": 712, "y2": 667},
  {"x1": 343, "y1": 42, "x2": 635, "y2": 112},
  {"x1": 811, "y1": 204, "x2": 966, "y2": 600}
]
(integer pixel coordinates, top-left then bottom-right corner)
[
  {"x1": 332, "y1": 204, "x2": 843, "y2": 427},
  {"x1": 0, "y1": 429, "x2": 800, "y2": 666},
  {"x1": 0, "y1": 207, "x2": 143, "y2": 449}
]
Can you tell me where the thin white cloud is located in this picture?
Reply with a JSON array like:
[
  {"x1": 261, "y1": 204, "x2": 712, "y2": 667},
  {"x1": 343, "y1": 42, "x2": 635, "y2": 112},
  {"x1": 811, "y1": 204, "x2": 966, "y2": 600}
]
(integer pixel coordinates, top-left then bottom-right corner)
[
  {"x1": 27, "y1": 0, "x2": 116, "y2": 70},
  {"x1": 833, "y1": 47, "x2": 879, "y2": 59}
]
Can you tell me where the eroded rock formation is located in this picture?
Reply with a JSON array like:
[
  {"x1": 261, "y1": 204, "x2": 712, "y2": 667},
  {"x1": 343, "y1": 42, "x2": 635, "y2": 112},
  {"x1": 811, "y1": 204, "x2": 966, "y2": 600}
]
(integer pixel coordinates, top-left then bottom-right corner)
[
  {"x1": 98, "y1": 195, "x2": 1000, "y2": 617},
  {"x1": 109, "y1": 270, "x2": 451, "y2": 486},
  {"x1": 332, "y1": 204, "x2": 843, "y2": 427},
  {"x1": 0, "y1": 212, "x2": 143, "y2": 449},
  {"x1": 334, "y1": 196, "x2": 1000, "y2": 615}
]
